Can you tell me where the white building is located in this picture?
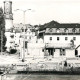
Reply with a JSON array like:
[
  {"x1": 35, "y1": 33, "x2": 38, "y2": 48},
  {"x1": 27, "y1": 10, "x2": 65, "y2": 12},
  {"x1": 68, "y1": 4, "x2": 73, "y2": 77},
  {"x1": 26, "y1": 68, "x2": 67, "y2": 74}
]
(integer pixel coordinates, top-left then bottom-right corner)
[
  {"x1": 38, "y1": 21, "x2": 80, "y2": 58},
  {"x1": 19, "y1": 21, "x2": 80, "y2": 60},
  {"x1": 18, "y1": 24, "x2": 37, "y2": 59}
]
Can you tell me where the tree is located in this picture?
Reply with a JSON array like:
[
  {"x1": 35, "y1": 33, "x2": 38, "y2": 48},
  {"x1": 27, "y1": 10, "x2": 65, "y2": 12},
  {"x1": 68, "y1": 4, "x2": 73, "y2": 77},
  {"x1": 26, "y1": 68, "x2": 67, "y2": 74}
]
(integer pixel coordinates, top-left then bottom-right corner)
[{"x1": 0, "y1": 7, "x2": 6, "y2": 52}]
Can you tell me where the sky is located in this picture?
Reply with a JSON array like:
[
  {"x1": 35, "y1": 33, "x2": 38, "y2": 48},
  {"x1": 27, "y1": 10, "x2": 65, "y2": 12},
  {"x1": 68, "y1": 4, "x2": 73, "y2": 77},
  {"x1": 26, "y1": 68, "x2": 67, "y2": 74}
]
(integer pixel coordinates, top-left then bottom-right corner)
[{"x1": 1, "y1": 0, "x2": 80, "y2": 25}]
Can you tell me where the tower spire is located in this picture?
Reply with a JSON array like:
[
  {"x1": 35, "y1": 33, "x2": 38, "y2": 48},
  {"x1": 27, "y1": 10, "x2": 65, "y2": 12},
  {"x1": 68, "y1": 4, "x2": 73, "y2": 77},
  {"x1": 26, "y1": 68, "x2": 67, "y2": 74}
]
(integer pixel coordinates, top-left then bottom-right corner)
[{"x1": 4, "y1": 0, "x2": 13, "y2": 30}]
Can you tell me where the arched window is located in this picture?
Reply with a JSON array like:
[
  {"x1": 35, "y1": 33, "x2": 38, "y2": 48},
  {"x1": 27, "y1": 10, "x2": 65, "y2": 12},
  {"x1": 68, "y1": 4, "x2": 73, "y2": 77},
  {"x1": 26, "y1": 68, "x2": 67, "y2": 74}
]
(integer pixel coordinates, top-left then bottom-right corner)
[
  {"x1": 65, "y1": 28, "x2": 68, "y2": 33},
  {"x1": 49, "y1": 28, "x2": 53, "y2": 33},
  {"x1": 74, "y1": 29, "x2": 77, "y2": 33}
]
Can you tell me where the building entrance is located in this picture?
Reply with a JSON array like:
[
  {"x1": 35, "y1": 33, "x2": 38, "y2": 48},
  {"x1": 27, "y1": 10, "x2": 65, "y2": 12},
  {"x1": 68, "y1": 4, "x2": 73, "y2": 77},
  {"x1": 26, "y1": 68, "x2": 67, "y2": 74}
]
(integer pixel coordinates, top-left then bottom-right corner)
[{"x1": 46, "y1": 48, "x2": 54, "y2": 56}]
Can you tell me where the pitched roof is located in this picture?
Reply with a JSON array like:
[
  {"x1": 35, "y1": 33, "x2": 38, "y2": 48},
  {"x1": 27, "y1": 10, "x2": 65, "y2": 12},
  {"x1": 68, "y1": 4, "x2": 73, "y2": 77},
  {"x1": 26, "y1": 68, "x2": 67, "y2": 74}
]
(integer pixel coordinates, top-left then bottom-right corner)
[
  {"x1": 58, "y1": 24, "x2": 80, "y2": 28},
  {"x1": 39, "y1": 20, "x2": 80, "y2": 31},
  {"x1": 39, "y1": 20, "x2": 59, "y2": 31}
]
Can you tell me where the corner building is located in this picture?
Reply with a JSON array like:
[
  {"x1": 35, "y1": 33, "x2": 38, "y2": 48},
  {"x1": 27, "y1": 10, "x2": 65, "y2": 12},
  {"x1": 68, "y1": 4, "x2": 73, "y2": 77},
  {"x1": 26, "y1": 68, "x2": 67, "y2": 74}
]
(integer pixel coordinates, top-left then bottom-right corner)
[{"x1": 39, "y1": 21, "x2": 80, "y2": 58}]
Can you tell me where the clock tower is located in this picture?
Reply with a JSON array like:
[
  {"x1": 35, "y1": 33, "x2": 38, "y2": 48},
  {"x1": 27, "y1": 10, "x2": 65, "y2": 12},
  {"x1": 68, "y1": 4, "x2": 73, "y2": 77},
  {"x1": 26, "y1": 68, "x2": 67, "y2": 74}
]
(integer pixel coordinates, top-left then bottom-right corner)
[
  {"x1": 4, "y1": 1, "x2": 13, "y2": 30},
  {"x1": 4, "y1": 1, "x2": 13, "y2": 52}
]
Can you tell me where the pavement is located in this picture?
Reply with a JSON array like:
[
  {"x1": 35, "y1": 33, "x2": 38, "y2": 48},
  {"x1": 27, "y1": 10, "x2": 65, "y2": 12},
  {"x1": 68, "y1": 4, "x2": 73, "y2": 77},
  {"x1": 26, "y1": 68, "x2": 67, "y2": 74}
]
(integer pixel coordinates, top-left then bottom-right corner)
[
  {"x1": 0, "y1": 52, "x2": 20, "y2": 65},
  {"x1": 0, "y1": 52, "x2": 80, "y2": 70}
]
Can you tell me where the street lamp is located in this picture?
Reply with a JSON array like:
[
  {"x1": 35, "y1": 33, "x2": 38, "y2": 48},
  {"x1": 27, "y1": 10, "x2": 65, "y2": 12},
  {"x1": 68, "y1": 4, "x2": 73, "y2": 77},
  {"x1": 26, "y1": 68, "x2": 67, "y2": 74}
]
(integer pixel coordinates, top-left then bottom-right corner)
[
  {"x1": 15, "y1": 9, "x2": 32, "y2": 24},
  {"x1": 14, "y1": 9, "x2": 32, "y2": 62}
]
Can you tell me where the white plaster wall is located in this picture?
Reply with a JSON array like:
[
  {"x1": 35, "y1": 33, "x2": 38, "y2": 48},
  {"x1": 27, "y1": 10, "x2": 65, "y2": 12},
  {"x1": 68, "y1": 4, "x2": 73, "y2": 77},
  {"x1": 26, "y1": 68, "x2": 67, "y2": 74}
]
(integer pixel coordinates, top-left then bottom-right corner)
[
  {"x1": 53, "y1": 49, "x2": 75, "y2": 58},
  {"x1": 5, "y1": 19, "x2": 13, "y2": 30},
  {"x1": 44, "y1": 35, "x2": 80, "y2": 58},
  {"x1": 65, "y1": 49, "x2": 75, "y2": 58},
  {"x1": 21, "y1": 43, "x2": 45, "y2": 58},
  {"x1": 5, "y1": 32, "x2": 11, "y2": 51},
  {"x1": 44, "y1": 35, "x2": 80, "y2": 47},
  {"x1": 30, "y1": 36, "x2": 37, "y2": 43},
  {"x1": 54, "y1": 49, "x2": 60, "y2": 57},
  {"x1": 77, "y1": 47, "x2": 80, "y2": 56}
]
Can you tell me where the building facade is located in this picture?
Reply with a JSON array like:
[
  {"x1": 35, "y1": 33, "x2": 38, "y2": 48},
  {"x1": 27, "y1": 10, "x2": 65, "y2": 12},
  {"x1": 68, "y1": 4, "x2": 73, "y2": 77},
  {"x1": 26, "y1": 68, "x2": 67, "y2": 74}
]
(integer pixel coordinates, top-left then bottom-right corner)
[
  {"x1": 38, "y1": 21, "x2": 80, "y2": 58},
  {"x1": 4, "y1": 1, "x2": 13, "y2": 52}
]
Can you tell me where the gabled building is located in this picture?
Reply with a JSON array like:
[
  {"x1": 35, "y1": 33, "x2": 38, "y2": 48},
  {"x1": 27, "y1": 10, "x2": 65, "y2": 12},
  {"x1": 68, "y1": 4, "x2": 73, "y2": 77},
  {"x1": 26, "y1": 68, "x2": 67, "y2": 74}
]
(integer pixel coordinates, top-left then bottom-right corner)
[{"x1": 38, "y1": 21, "x2": 80, "y2": 58}]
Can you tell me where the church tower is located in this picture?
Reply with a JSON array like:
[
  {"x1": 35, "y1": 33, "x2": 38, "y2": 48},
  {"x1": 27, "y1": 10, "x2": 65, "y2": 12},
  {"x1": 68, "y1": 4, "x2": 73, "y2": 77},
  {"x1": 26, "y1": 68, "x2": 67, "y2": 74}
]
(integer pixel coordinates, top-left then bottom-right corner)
[
  {"x1": 4, "y1": 1, "x2": 13, "y2": 52},
  {"x1": 4, "y1": 1, "x2": 13, "y2": 30}
]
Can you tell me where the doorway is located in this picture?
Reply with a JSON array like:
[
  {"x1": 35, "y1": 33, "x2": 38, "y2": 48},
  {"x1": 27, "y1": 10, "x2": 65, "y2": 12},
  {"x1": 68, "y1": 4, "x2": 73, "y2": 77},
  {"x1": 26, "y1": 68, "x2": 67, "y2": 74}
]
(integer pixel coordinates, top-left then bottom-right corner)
[{"x1": 46, "y1": 48, "x2": 54, "y2": 56}]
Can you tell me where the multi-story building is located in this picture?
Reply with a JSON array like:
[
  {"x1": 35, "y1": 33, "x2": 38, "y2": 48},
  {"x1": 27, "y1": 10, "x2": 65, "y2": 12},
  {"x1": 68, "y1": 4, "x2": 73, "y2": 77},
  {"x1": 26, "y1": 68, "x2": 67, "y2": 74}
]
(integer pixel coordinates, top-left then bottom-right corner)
[{"x1": 38, "y1": 21, "x2": 80, "y2": 58}]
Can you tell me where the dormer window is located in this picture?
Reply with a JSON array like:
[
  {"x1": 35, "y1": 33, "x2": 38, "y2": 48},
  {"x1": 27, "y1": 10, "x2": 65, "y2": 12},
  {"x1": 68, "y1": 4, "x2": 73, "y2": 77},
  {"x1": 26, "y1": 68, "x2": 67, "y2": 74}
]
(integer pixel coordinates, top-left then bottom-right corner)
[
  {"x1": 65, "y1": 28, "x2": 68, "y2": 33},
  {"x1": 72, "y1": 28, "x2": 75, "y2": 33},
  {"x1": 61, "y1": 28, "x2": 65, "y2": 33},
  {"x1": 49, "y1": 28, "x2": 53, "y2": 33},
  {"x1": 56, "y1": 28, "x2": 60, "y2": 33},
  {"x1": 68, "y1": 28, "x2": 73, "y2": 33}
]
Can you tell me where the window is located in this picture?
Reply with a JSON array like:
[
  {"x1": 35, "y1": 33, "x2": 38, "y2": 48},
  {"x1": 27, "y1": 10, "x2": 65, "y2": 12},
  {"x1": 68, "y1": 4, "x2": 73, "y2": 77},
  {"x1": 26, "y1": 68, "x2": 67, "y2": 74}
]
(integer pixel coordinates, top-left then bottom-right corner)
[
  {"x1": 57, "y1": 37, "x2": 59, "y2": 41},
  {"x1": 75, "y1": 49, "x2": 78, "y2": 56},
  {"x1": 68, "y1": 28, "x2": 73, "y2": 33},
  {"x1": 65, "y1": 29, "x2": 68, "y2": 33},
  {"x1": 25, "y1": 41, "x2": 27, "y2": 49},
  {"x1": 60, "y1": 49, "x2": 65, "y2": 56},
  {"x1": 76, "y1": 28, "x2": 80, "y2": 33},
  {"x1": 72, "y1": 28, "x2": 75, "y2": 33},
  {"x1": 49, "y1": 28, "x2": 53, "y2": 33},
  {"x1": 22, "y1": 29, "x2": 24, "y2": 32},
  {"x1": 61, "y1": 28, "x2": 65, "y2": 33},
  {"x1": 56, "y1": 29, "x2": 60, "y2": 33},
  {"x1": 63, "y1": 49, "x2": 65, "y2": 56},
  {"x1": 25, "y1": 29, "x2": 27, "y2": 32},
  {"x1": 29, "y1": 36, "x2": 31, "y2": 39},
  {"x1": 73, "y1": 37, "x2": 76, "y2": 40},
  {"x1": 50, "y1": 37, "x2": 52, "y2": 40},
  {"x1": 65, "y1": 37, "x2": 68, "y2": 40}
]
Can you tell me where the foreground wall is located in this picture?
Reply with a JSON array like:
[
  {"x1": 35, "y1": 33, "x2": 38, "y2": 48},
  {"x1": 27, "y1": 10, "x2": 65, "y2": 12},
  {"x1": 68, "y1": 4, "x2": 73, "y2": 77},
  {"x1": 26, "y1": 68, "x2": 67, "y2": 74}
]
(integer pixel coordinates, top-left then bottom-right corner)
[{"x1": 20, "y1": 43, "x2": 45, "y2": 58}]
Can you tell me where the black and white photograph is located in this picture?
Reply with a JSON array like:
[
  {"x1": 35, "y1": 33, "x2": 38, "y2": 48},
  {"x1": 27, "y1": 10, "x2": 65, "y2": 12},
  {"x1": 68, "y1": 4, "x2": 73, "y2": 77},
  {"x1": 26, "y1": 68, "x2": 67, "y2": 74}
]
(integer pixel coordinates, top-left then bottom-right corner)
[{"x1": 0, "y1": 0, "x2": 80, "y2": 80}]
